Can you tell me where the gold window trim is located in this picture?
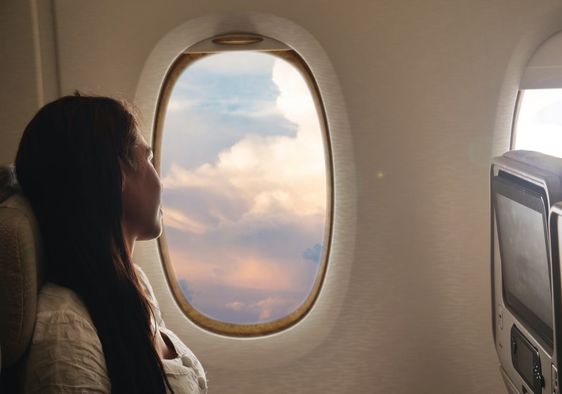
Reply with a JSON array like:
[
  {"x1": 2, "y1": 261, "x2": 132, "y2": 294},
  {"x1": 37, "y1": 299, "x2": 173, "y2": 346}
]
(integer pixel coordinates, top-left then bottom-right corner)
[{"x1": 152, "y1": 33, "x2": 335, "y2": 337}]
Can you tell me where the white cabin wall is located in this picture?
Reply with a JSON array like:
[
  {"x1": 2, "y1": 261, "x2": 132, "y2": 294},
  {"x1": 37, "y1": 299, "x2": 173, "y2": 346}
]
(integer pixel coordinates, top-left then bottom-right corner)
[
  {"x1": 4, "y1": 0, "x2": 562, "y2": 392},
  {"x1": 0, "y1": 0, "x2": 58, "y2": 166}
]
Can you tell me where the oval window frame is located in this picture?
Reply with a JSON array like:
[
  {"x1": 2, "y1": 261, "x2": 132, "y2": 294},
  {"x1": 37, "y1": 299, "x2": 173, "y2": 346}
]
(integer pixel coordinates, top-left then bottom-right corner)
[{"x1": 153, "y1": 33, "x2": 335, "y2": 336}]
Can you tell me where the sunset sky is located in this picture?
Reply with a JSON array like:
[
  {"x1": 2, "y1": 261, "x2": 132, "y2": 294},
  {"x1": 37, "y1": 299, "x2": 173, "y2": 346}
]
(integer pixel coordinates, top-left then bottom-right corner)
[{"x1": 159, "y1": 51, "x2": 328, "y2": 324}]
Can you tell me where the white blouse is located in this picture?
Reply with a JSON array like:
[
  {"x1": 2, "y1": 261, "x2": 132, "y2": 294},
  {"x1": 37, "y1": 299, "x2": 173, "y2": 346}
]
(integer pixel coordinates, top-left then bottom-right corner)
[{"x1": 22, "y1": 265, "x2": 208, "y2": 393}]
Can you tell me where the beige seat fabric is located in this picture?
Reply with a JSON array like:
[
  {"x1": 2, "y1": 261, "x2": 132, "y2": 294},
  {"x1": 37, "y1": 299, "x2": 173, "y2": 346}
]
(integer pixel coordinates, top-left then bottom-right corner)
[{"x1": 0, "y1": 166, "x2": 44, "y2": 368}]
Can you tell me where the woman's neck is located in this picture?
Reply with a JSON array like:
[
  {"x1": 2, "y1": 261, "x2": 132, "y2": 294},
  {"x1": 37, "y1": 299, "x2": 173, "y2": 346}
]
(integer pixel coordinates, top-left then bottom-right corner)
[{"x1": 121, "y1": 222, "x2": 137, "y2": 255}]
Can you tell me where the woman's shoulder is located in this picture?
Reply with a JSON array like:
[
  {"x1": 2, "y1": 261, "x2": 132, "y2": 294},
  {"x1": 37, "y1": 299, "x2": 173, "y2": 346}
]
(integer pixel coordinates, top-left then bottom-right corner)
[
  {"x1": 133, "y1": 264, "x2": 166, "y2": 327},
  {"x1": 24, "y1": 283, "x2": 110, "y2": 393},
  {"x1": 37, "y1": 282, "x2": 90, "y2": 316},
  {"x1": 33, "y1": 282, "x2": 97, "y2": 339},
  {"x1": 133, "y1": 263, "x2": 154, "y2": 299},
  {"x1": 132, "y1": 265, "x2": 208, "y2": 392}
]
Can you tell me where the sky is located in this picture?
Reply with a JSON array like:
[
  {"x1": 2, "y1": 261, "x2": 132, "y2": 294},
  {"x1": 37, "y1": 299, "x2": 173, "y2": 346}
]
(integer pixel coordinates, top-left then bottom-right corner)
[{"x1": 159, "y1": 51, "x2": 328, "y2": 324}]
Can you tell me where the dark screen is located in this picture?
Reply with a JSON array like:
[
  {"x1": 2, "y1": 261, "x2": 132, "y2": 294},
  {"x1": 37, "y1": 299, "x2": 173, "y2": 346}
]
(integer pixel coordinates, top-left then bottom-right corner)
[
  {"x1": 516, "y1": 333, "x2": 535, "y2": 385},
  {"x1": 512, "y1": 325, "x2": 540, "y2": 391},
  {"x1": 496, "y1": 194, "x2": 552, "y2": 330},
  {"x1": 494, "y1": 174, "x2": 552, "y2": 348}
]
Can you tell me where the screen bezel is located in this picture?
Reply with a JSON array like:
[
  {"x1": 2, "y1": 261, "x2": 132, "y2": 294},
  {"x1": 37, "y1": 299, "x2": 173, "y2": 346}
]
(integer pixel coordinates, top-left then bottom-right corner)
[{"x1": 493, "y1": 171, "x2": 553, "y2": 352}]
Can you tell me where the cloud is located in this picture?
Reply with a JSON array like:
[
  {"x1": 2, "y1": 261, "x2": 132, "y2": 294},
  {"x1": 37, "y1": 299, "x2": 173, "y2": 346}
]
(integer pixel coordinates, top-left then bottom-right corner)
[
  {"x1": 167, "y1": 97, "x2": 197, "y2": 112},
  {"x1": 164, "y1": 225, "x2": 322, "y2": 323},
  {"x1": 223, "y1": 256, "x2": 293, "y2": 291},
  {"x1": 224, "y1": 296, "x2": 297, "y2": 322},
  {"x1": 161, "y1": 206, "x2": 208, "y2": 234},
  {"x1": 225, "y1": 300, "x2": 245, "y2": 311},
  {"x1": 159, "y1": 54, "x2": 328, "y2": 324},
  {"x1": 168, "y1": 255, "x2": 309, "y2": 324},
  {"x1": 167, "y1": 244, "x2": 297, "y2": 292},
  {"x1": 159, "y1": 61, "x2": 297, "y2": 172},
  {"x1": 226, "y1": 100, "x2": 283, "y2": 119},
  {"x1": 162, "y1": 129, "x2": 327, "y2": 220},
  {"x1": 255, "y1": 296, "x2": 296, "y2": 321},
  {"x1": 162, "y1": 214, "x2": 324, "y2": 290},
  {"x1": 303, "y1": 243, "x2": 323, "y2": 264},
  {"x1": 162, "y1": 139, "x2": 326, "y2": 224}
]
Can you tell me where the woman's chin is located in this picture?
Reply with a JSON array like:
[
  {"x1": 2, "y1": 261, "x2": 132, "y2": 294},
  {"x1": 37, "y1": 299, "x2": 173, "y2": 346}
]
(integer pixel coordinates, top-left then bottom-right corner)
[{"x1": 138, "y1": 222, "x2": 163, "y2": 241}]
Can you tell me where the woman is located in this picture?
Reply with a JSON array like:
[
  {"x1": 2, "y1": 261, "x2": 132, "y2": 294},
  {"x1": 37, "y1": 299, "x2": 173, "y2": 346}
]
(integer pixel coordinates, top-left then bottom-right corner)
[{"x1": 15, "y1": 93, "x2": 207, "y2": 393}]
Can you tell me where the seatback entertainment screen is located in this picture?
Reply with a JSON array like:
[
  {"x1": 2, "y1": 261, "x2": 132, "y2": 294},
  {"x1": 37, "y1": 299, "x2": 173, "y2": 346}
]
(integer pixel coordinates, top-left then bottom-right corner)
[{"x1": 493, "y1": 172, "x2": 553, "y2": 350}]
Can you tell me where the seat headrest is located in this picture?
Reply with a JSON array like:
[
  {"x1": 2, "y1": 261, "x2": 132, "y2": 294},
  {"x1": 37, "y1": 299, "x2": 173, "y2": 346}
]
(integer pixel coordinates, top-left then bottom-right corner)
[{"x1": 0, "y1": 165, "x2": 44, "y2": 367}]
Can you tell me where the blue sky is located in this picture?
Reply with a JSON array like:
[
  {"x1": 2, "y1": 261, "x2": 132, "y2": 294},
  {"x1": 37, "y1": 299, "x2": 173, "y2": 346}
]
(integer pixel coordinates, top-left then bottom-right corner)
[
  {"x1": 160, "y1": 53, "x2": 297, "y2": 172},
  {"x1": 160, "y1": 51, "x2": 328, "y2": 324}
]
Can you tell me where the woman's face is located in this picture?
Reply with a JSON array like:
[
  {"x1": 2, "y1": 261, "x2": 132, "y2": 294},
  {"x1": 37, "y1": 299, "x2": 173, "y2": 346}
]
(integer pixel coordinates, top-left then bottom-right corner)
[{"x1": 121, "y1": 135, "x2": 163, "y2": 241}]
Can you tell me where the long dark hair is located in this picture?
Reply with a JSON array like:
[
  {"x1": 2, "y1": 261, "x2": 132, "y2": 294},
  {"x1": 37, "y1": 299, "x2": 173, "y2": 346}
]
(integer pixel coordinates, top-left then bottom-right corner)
[{"x1": 15, "y1": 94, "x2": 172, "y2": 393}]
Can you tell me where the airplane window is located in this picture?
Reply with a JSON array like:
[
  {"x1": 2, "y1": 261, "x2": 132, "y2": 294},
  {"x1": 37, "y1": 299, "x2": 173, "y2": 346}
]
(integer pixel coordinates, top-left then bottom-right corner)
[
  {"x1": 512, "y1": 89, "x2": 562, "y2": 157},
  {"x1": 154, "y1": 42, "x2": 332, "y2": 336}
]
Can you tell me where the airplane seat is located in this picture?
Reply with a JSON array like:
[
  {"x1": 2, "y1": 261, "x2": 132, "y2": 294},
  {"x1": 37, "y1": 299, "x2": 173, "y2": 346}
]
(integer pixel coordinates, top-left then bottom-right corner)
[
  {"x1": 491, "y1": 150, "x2": 562, "y2": 394},
  {"x1": 0, "y1": 165, "x2": 44, "y2": 391}
]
